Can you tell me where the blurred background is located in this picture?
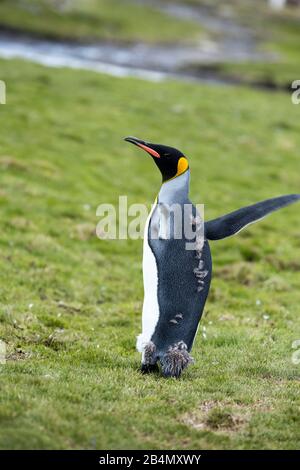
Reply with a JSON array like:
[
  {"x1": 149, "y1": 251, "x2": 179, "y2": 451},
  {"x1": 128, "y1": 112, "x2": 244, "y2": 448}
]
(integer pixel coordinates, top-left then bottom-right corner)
[
  {"x1": 0, "y1": 0, "x2": 300, "y2": 451},
  {"x1": 0, "y1": 0, "x2": 300, "y2": 87}
]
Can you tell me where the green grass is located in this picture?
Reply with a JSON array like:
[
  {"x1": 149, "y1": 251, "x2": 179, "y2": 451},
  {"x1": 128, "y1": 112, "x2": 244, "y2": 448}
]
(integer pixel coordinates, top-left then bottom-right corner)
[
  {"x1": 0, "y1": 58, "x2": 300, "y2": 449},
  {"x1": 0, "y1": 0, "x2": 201, "y2": 43}
]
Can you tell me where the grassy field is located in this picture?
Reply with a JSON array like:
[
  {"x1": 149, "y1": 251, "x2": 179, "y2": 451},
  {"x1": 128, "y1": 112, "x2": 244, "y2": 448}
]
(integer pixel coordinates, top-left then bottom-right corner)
[
  {"x1": 0, "y1": 57, "x2": 300, "y2": 449},
  {"x1": 0, "y1": 0, "x2": 201, "y2": 43}
]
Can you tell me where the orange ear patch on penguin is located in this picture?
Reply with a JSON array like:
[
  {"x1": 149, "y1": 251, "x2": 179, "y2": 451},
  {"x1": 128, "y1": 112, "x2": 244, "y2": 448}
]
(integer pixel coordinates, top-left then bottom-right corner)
[{"x1": 176, "y1": 157, "x2": 189, "y2": 177}]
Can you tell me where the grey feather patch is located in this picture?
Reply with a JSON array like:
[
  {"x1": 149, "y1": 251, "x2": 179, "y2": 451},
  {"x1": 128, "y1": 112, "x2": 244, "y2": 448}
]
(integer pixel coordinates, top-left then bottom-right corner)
[
  {"x1": 170, "y1": 313, "x2": 184, "y2": 324},
  {"x1": 192, "y1": 215, "x2": 207, "y2": 292},
  {"x1": 175, "y1": 313, "x2": 183, "y2": 319},
  {"x1": 194, "y1": 269, "x2": 208, "y2": 279},
  {"x1": 161, "y1": 341, "x2": 194, "y2": 378}
]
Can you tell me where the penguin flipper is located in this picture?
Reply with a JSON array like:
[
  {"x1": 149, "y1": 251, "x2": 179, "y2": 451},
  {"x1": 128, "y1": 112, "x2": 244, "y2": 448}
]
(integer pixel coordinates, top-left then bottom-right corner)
[{"x1": 205, "y1": 194, "x2": 300, "y2": 241}]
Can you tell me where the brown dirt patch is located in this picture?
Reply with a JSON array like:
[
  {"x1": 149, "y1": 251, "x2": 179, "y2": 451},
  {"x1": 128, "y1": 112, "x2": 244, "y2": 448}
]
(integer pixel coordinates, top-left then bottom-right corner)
[{"x1": 181, "y1": 400, "x2": 271, "y2": 434}]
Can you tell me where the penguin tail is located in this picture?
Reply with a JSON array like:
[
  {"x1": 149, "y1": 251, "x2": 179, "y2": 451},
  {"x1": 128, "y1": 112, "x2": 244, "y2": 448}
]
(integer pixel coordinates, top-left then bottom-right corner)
[
  {"x1": 160, "y1": 341, "x2": 194, "y2": 378},
  {"x1": 205, "y1": 194, "x2": 300, "y2": 241}
]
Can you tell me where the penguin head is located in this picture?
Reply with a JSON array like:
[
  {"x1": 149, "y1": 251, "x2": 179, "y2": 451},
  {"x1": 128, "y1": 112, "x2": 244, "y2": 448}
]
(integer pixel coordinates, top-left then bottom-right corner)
[{"x1": 124, "y1": 136, "x2": 189, "y2": 183}]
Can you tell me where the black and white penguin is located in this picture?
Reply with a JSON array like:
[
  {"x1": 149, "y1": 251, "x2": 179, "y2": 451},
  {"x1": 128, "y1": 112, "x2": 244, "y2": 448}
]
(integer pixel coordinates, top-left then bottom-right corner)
[{"x1": 125, "y1": 136, "x2": 300, "y2": 378}]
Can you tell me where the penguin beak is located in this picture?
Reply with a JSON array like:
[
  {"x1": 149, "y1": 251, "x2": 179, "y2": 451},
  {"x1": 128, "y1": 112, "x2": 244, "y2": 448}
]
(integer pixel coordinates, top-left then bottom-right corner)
[{"x1": 124, "y1": 136, "x2": 160, "y2": 158}]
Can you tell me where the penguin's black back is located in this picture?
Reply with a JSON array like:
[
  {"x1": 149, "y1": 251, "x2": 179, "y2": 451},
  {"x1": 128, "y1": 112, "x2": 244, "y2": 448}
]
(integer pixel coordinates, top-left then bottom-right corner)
[{"x1": 148, "y1": 204, "x2": 212, "y2": 356}]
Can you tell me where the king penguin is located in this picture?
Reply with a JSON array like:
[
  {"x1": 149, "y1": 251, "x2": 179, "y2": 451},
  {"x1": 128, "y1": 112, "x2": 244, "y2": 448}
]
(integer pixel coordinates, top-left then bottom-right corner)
[{"x1": 125, "y1": 136, "x2": 300, "y2": 378}]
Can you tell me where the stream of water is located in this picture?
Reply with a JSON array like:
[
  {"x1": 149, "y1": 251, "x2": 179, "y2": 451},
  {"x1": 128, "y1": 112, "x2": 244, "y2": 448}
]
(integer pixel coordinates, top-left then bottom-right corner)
[{"x1": 0, "y1": 2, "x2": 272, "y2": 86}]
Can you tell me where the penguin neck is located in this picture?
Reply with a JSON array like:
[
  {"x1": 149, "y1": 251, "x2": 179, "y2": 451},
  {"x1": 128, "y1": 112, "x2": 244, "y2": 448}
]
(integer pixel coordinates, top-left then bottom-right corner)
[{"x1": 158, "y1": 169, "x2": 190, "y2": 204}]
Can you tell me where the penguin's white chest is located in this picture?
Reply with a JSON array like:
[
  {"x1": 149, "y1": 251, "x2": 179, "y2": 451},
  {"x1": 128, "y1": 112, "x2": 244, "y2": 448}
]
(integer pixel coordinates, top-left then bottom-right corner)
[{"x1": 136, "y1": 204, "x2": 160, "y2": 353}]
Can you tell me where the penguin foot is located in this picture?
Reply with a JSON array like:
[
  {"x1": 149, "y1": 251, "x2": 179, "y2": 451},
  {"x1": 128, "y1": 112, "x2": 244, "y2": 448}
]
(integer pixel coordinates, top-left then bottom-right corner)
[
  {"x1": 140, "y1": 341, "x2": 158, "y2": 374},
  {"x1": 140, "y1": 362, "x2": 159, "y2": 374},
  {"x1": 161, "y1": 341, "x2": 194, "y2": 379}
]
